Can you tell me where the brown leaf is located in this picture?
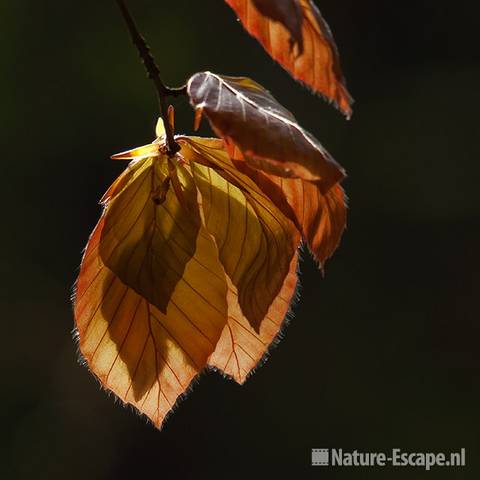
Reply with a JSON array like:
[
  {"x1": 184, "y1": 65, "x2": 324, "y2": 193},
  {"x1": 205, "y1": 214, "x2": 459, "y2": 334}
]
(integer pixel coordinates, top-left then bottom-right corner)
[
  {"x1": 226, "y1": 141, "x2": 347, "y2": 266},
  {"x1": 187, "y1": 72, "x2": 345, "y2": 194},
  {"x1": 251, "y1": 0, "x2": 304, "y2": 51},
  {"x1": 225, "y1": 0, "x2": 353, "y2": 117}
]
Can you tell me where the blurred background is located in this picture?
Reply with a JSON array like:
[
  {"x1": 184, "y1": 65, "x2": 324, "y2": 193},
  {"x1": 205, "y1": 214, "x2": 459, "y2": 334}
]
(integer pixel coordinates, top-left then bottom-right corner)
[{"x1": 1, "y1": 0, "x2": 479, "y2": 478}]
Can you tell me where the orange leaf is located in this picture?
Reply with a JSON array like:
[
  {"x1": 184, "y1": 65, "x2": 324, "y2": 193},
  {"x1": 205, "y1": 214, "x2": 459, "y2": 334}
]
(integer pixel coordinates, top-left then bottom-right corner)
[
  {"x1": 208, "y1": 253, "x2": 299, "y2": 383},
  {"x1": 74, "y1": 130, "x2": 307, "y2": 427},
  {"x1": 179, "y1": 137, "x2": 301, "y2": 381},
  {"x1": 187, "y1": 72, "x2": 345, "y2": 194},
  {"x1": 225, "y1": 0, "x2": 353, "y2": 117},
  {"x1": 74, "y1": 213, "x2": 229, "y2": 428},
  {"x1": 226, "y1": 141, "x2": 347, "y2": 266}
]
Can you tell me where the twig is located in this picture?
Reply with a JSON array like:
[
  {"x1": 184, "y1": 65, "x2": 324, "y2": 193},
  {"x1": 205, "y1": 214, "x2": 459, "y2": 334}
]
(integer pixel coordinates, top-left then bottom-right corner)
[{"x1": 115, "y1": 0, "x2": 186, "y2": 156}]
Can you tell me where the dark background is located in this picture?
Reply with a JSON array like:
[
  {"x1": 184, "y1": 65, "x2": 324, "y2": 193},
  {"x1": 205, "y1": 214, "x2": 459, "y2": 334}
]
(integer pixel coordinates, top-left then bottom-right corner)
[{"x1": 2, "y1": 1, "x2": 479, "y2": 478}]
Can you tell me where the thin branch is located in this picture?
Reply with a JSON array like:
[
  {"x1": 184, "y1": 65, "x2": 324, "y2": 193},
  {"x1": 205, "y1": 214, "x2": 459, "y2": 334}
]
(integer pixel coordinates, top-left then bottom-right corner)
[{"x1": 115, "y1": 0, "x2": 186, "y2": 156}]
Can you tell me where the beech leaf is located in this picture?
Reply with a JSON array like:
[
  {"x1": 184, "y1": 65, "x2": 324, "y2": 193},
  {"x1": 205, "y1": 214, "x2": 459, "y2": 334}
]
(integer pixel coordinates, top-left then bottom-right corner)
[
  {"x1": 187, "y1": 72, "x2": 345, "y2": 194},
  {"x1": 99, "y1": 156, "x2": 201, "y2": 314},
  {"x1": 74, "y1": 130, "x2": 304, "y2": 428},
  {"x1": 208, "y1": 252, "x2": 299, "y2": 383},
  {"x1": 226, "y1": 142, "x2": 347, "y2": 266},
  {"x1": 225, "y1": 0, "x2": 353, "y2": 117},
  {"x1": 179, "y1": 136, "x2": 299, "y2": 330},
  {"x1": 251, "y1": 0, "x2": 304, "y2": 52},
  {"x1": 75, "y1": 211, "x2": 230, "y2": 428},
  {"x1": 74, "y1": 0, "x2": 351, "y2": 430}
]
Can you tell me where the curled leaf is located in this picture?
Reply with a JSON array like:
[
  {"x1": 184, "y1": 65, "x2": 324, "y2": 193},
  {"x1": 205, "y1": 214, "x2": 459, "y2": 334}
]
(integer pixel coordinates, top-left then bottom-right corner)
[
  {"x1": 187, "y1": 72, "x2": 345, "y2": 194},
  {"x1": 225, "y1": 0, "x2": 353, "y2": 117}
]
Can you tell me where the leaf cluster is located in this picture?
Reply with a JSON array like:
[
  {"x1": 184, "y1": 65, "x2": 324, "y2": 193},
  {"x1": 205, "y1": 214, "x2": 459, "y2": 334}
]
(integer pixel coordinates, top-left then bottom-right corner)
[{"x1": 73, "y1": 0, "x2": 352, "y2": 428}]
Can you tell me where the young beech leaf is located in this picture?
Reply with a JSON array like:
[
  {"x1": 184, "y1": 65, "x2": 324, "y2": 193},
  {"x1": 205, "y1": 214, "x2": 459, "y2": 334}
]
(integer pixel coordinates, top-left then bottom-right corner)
[
  {"x1": 73, "y1": 122, "x2": 346, "y2": 428},
  {"x1": 225, "y1": 142, "x2": 347, "y2": 267},
  {"x1": 225, "y1": 0, "x2": 353, "y2": 117},
  {"x1": 187, "y1": 72, "x2": 345, "y2": 194},
  {"x1": 75, "y1": 210, "x2": 230, "y2": 428},
  {"x1": 99, "y1": 157, "x2": 201, "y2": 314},
  {"x1": 179, "y1": 136, "x2": 299, "y2": 330},
  {"x1": 251, "y1": 0, "x2": 304, "y2": 51},
  {"x1": 208, "y1": 251, "x2": 299, "y2": 384}
]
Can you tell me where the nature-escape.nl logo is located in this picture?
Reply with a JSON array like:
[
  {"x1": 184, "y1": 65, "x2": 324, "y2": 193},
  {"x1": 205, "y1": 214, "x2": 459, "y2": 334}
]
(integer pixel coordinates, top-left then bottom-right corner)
[{"x1": 311, "y1": 448, "x2": 466, "y2": 471}]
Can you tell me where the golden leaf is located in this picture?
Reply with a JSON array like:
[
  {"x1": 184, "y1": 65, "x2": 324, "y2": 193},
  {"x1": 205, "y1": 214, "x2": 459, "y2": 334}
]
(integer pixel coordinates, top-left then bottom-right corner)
[
  {"x1": 179, "y1": 136, "x2": 300, "y2": 330},
  {"x1": 74, "y1": 129, "x2": 309, "y2": 428}
]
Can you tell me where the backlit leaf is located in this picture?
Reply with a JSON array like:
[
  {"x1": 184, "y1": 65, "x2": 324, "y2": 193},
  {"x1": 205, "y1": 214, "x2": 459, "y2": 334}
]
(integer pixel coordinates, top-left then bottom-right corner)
[
  {"x1": 74, "y1": 132, "x2": 307, "y2": 427},
  {"x1": 187, "y1": 72, "x2": 345, "y2": 194},
  {"x1": 179, "y1": 136, "x2": 300, "y2": 330},
  {"x1": 99, "y1": 156, "x2": 201, "y2": 314},
  {"x1": 75, "y1": 210, "x2": 229, "y2": 428},
  {"x1": 208, "y1": 253, "x2": 299, "y2": 383},
  {"x1": 225, "y1": 0, "x2": 353, "y2": 117},
  {"x1": 226, "y1": 142, "x2": 347, "y2": 266}
]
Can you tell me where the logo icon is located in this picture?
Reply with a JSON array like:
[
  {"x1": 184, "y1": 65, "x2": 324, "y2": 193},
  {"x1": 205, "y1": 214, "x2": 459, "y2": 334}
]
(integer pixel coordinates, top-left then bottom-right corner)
[{"x1": 312, "y1": 449, "x2": 329, "y2": 466}]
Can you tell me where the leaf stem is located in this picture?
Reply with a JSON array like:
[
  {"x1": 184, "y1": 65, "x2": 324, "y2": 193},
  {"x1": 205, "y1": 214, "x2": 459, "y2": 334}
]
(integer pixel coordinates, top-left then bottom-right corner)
[{"x1": 115, "y1": 0, "x2": 186, "y2": 156}]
